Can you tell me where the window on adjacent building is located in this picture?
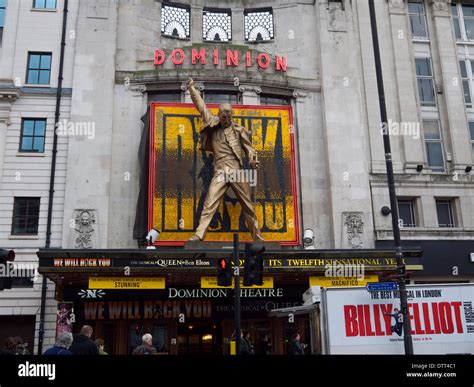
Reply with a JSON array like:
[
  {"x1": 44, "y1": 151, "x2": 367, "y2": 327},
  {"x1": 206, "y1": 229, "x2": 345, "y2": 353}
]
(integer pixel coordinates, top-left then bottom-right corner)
[
  {"x1": 451, "y1": 2, "x2": 474, "y2": 40},
  {"x1": 160, "y1": 3, "x2": 190, "y2": 39},
  {"x1": 452, "y1": 2, "x2": 462, "y2": 39},
  {"x1": 11, "y1": 197, "x2": 40, "y2": 235},
  {"x1": 459, "y1": 60, "x2": 472, "y2": 108},
  {"x1": 26, "y1": 52, "x2": 52, "y2": 85},
  {"x1": 19, "y1": 118, "x2": 46, "y2": 153},
  {"x1": 436, "y1": 199, "x2": 456, "y2": 227},
  {"x1": 408, "y1": 1, "x2": 428, "y2": 39},
  {"x1": 397, "y1": 199, "x2": 417, "y2": 227},
  {"x1": 423, "y1": 120, "x2": 445, "y2": 172},
  {"x1": 33, "y1": 0, "x2": 56, "y2": 9},
  {"x1": 0, "y1": 0, "x2": 6, "y2": 28},
  {"x1": 244, "y1": 8, "x2": 274, "y2": 42},
  {"x1": 204, "y1": 91, "x2": 239, "y2": 104},
  {"x1": 469, "y1": 121, "x2": 474, "y2": 158},
  {"x1": 415, "y1": 58, "x2": 436, "y2": 107},
  {"x1": 202, "y1": 8, "x2": 232, "y2": 42},
  {"x1": 260, "y1": 94, "x2": 291, "y2": 105}
]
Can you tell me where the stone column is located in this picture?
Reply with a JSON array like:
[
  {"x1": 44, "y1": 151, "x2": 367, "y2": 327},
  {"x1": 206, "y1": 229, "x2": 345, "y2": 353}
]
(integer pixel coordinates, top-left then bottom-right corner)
[
  {"x1": 319, "y1": 0, "x2": 374, "y2": 248},
  {"x1": 239, "y1": 85, "x2": 261, "y2": 105},
  {"x1": 429, "y1": 0, "x2": 472, "y2": 171}
]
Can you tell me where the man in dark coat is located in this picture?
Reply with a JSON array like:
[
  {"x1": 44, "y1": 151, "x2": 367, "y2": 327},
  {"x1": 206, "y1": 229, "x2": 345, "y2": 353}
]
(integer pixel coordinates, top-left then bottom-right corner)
[{"x1": 69, "y1": 325, "x2": 99, "y2": 355}]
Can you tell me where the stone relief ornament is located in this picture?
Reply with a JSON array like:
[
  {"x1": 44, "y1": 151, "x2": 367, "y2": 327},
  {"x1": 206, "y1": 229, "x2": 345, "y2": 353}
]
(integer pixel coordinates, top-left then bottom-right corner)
[
  {"x1": 343, "y1": 212, "x2": 365, "y2": 249},
  {"x1": 73, "y1": 210, "x2": 97, "y2": 249}
]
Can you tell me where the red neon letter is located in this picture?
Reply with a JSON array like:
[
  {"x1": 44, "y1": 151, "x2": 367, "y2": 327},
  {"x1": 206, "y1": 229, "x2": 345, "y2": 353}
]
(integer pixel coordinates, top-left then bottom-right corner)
[
  {"x1": 213, "y1": 48, "x2": 219, "y2": 65},
  {"x1": 171, "y1": 49, "x2": 185, "y2": 65},
  {"x1": 257, "y1": 53, "x2": 270, "y2": 69},
  {"x1": 246, "y1": 52, "x2": 251, "y2": 67},
  {"x1": 154, "y1": 49, "x2": 165, "y2": 66},
  {"x1": 276, "y1": 55, "x2": 287, "y2": 72},
  {"x1": 226, "y1": 50, "x2": 238, "y2": 67},
  {"x1": 191, "y1": 48, "x2": 206, "y2": 65}
]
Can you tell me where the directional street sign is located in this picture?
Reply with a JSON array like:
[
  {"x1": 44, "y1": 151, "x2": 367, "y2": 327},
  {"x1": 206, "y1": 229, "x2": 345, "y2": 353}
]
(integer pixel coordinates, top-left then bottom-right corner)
[{"x1": 366, "y1": 282, "x2": 399, "y2": 292}]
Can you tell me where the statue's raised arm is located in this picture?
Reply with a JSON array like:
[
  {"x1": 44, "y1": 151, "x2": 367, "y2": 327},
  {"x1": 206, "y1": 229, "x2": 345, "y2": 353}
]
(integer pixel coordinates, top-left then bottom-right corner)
[{"x1": 187, "y1": 78, "x2": 213, "y2": 126}]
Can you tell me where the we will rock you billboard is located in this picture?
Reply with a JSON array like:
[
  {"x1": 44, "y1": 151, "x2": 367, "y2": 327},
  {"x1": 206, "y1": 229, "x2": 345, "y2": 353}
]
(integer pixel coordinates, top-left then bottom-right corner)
[{"x1": 148, "y1": 103, "x2": 299, "y2": 245}]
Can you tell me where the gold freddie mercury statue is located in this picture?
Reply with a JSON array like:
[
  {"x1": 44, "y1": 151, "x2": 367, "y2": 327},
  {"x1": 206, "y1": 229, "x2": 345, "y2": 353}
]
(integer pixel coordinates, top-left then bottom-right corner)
[{"x1": 187, "y1": 78, "x2": 263, "y2": 242}]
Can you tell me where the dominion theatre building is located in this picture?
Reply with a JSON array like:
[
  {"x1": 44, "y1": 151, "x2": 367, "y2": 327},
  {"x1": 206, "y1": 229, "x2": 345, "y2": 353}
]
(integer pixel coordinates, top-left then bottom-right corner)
[{"x1": 0, "y1": 0, "x2": 473, "y2": 354}]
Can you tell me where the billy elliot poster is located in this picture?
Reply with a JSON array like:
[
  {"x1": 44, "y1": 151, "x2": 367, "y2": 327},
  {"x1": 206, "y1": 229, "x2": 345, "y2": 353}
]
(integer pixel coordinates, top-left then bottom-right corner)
[
  {"x1": 325, "y1": 284, "x2": 474, "y2": 354},
  {"x1": 148, "y1": 103, "x2": 299, "y2": 245}
]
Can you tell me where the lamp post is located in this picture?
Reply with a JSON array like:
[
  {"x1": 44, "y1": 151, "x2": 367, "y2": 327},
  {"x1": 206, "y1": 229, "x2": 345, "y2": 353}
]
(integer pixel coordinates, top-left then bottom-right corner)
[{"x1": 368, "y1": 0, "x2": 414, "y2": 355}]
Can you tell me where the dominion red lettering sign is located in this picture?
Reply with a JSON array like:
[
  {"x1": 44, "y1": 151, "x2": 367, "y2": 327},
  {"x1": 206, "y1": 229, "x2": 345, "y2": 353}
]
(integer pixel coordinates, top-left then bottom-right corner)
[{"x1": 153, "y1": 48, "x2": 287, "y2": 72}]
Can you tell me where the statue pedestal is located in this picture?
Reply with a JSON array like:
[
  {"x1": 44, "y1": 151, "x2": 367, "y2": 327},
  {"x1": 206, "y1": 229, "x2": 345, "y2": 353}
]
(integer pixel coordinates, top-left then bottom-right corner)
[{"x1": 184, "y1": 241, "x2": 282, "y2": 250}]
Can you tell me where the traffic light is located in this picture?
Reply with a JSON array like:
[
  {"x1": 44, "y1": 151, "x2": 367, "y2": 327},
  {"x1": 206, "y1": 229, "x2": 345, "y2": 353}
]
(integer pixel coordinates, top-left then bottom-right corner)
[
  {"x1": 0, "y1": 249, "x2": 15, "y2": 291},
  {"x1": 243, "y1": 243, "x2": 265, "y2": 286},
  {"x1": 217, "y1": 257, "x2": 232, "y2": 286}
]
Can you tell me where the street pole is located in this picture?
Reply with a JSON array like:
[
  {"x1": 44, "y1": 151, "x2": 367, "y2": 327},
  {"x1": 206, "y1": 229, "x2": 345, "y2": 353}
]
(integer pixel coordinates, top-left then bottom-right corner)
[
  {"x1": 368, "y1": 0, "x2": 414, "y2": 355},
  {"x1": 233, "y1": 233, "x2": 242, "y2": 355}
]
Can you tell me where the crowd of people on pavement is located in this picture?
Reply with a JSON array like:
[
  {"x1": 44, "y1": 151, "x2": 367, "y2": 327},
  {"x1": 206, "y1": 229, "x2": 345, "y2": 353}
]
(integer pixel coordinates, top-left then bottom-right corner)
[{"x1": 1, "y1": 326, "x2": 308, "y2": 355}]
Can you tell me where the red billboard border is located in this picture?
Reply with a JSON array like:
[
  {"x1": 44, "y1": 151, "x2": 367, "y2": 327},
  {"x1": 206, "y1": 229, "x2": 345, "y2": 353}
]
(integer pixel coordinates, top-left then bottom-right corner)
[{"x1": 148, "y1": 102, "x2": 300, "y2": 246}]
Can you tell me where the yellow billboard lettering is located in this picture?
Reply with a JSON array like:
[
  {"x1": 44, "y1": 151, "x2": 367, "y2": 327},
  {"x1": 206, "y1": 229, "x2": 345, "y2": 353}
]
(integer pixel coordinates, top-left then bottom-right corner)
[
  {"x1": 208, "y1": 201, "x2": 224, "y2": 231},
  {"x1": 181, "y1": 198, "x2": 194, "y2": 231},
  {"x1": 225, "y1": 201, "x2": 242, "y2": 230},
  {"x1": 255, "y1": 202, "x2": 264, "y2": 228},
  {"x1": 264, "y1": 202, "x2": 284, "y2": 230},
  {"x1": 263, "y1": 119, "x2": 278, "y2": 152},
  {"x1": 164, "y1": 197, "x2": 178, "y2": 230}
]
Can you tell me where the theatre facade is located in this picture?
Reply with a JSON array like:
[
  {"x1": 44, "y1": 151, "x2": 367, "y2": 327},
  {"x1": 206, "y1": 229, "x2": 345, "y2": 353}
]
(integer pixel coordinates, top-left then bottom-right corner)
[{"x1": 39, "y1": 0, "x2": 382, "y2": 354}]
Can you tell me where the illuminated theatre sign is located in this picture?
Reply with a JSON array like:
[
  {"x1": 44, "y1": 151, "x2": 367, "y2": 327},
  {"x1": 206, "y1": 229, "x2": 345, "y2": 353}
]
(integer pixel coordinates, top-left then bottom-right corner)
[
  {"x1": 148, "y1": 103, "x2": 299, "y2": 245},
  {"x1": 153, "y1": 48, "x2": 287, "y2": 72}
]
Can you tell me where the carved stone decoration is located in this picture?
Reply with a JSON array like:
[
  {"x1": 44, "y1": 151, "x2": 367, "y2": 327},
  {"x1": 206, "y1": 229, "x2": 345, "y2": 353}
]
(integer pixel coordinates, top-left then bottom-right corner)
[
  {"x1": 182, "y1": 82, "x2": 205, "y2": 91},
  {"x1": 129, "y1": 84, "x2": 147, "y2": 94},
  {"x1": 292, "y1": 90, "x2": 308, "y2": 99},
  {"x1": 388, "y1": 0, "x2": 406, "y2": 15},
  {"x1": 238, "y1": 85, "x2": 262, "y2": 94},
  {"x1": 342, "y1": 212, "x2": 366, "y2": 249},
  {"x1": 0, "y1": 83, "x2": 22, "y2": 125},
  {"x1": 71, "y1": 210, "x2": 99, "y2": 249},
  {"x1": 430, "y1": 0, "x2": 450, "y2": 17}
]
